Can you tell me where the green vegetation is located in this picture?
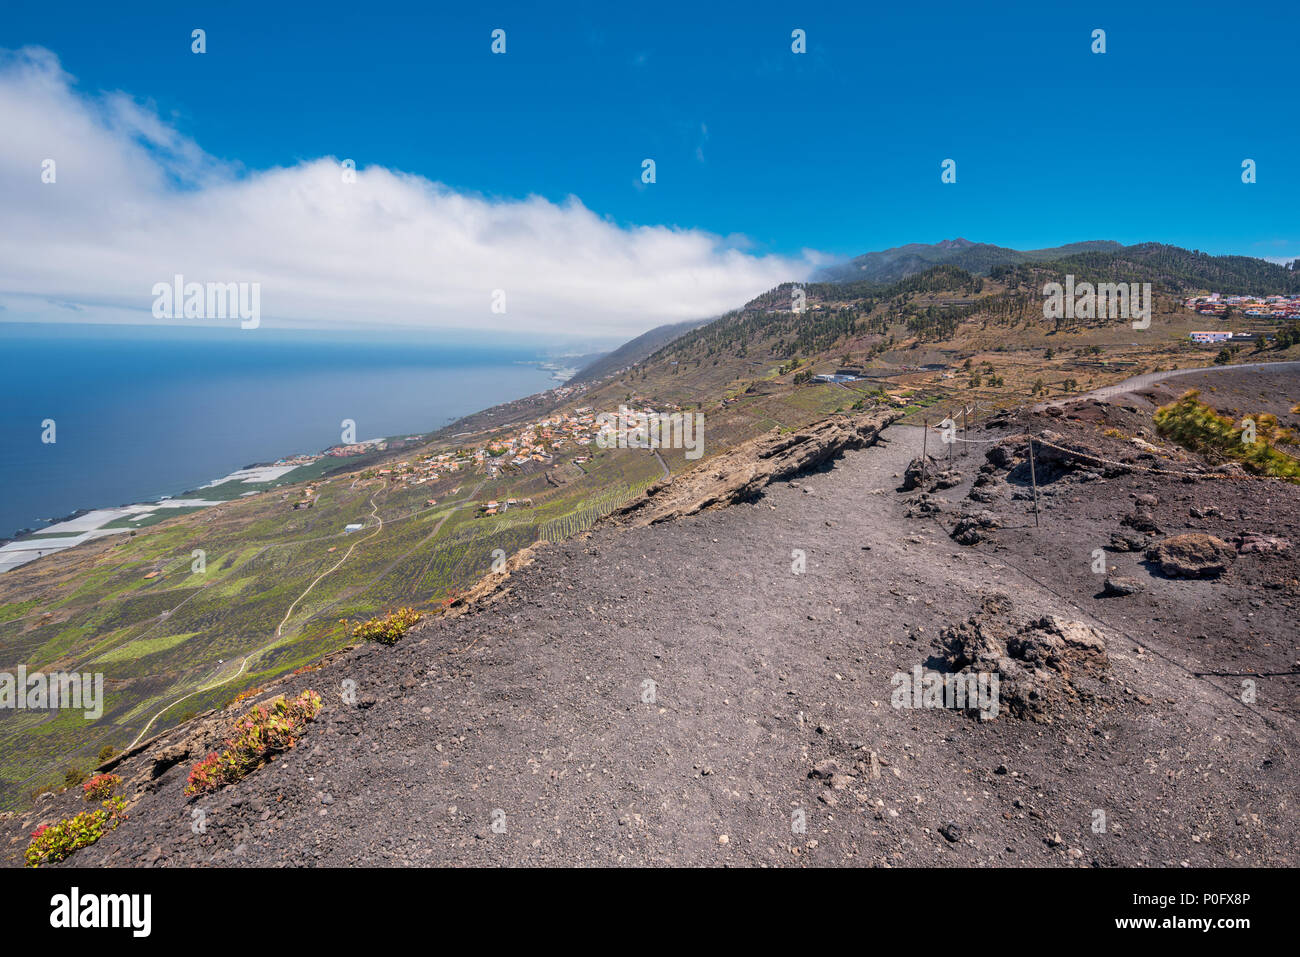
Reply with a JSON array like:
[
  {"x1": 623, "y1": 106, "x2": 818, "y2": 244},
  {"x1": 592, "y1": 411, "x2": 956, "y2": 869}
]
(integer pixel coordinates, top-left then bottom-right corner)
[
  {"x1": 82, "y1": 772, "x2": 121, "y2": 801},
  {"x1": 184, "y1": 691, "x2": 323, "y2": 796},
  {"x1": 1154, "y1": 391, "x2": 1300, "y2": 482},
  {"x1": 26, "y1": 797, "x2": 127, "y2": 866},
  {"x1": 991, "y1": 243, "x2": 1300, "y2": 297},
  {"x1": 350, "y1": 607, "x2": 422, "y2": 645},
  {"x1": 0, "y1": 428, "x2": 682, "y2": 809}
]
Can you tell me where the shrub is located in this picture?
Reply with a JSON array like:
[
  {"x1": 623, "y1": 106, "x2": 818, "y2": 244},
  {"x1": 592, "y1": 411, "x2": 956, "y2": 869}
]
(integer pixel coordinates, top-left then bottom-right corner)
[
  {"x1": 26, "y1": 797, "x2": 127, "y2": 867},
  {"x1": 97, "y1": 745, "x2": 116, "y2": 763},
  {"x1": 184, "y1": 690, "x2": 323, "y2": 796},
  {"x1": 1154, "y1": 391, "x2": 1300, "y2": 482},
  {"x1": 63, "y1": 766, "x2": 87, "y2": 790},
  {"x1": 82, "y1": 773, "x2": 121, "y2": 802},
  {"x1": 351, "y1": 607, "x2": 422, "y2": 645}
]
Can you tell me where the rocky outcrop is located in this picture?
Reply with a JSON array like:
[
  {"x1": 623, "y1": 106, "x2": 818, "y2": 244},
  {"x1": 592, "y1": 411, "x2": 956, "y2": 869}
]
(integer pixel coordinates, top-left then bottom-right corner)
[
  {"x1": 940, "y1": 594, "x2": 1111, "y2": 722},
  {"x1": 1101, "y1": 575, "x2": 1145, "y2": 597},
  {"x1": 904, "y1": 492, "x2": 944, "y2": 519},
  {"x1": 602, "y1": 408, "x2": 901, "y2": 528},
  {"x1": 1145, "y1": 533, "x2": 1236, "y2": 579},
  {"x1": 1120, "y1": 509, "x2": 1162, "y2": 535},
  {"x1": 1235, "y1": 532, "x2": 1291, "y2": 555},
  {"x1": 1108, "y1": 532, "x2": 1148, "y2": 552},
  {"x1": 901, "y1": 456, "x2": 960, "y2": 492},
  {"x1": 986, "y1": 430, "x2": 1131, "y2": 480},
  {"x1": 900, "y1": 455, "x2": 937, "y2": 491},
  {"x1": 951, "y1": 509, "x2": 1000, "y2": 545}
]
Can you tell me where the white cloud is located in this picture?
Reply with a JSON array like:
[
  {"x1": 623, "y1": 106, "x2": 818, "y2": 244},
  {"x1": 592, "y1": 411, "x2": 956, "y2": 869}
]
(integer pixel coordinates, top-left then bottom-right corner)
[{"x1": 0, "y1": 47, "x2": 814, "y2": 340}]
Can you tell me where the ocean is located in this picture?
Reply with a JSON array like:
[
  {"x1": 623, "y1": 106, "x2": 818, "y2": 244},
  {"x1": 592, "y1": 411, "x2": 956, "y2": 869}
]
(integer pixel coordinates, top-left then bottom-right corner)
[{"x1": 0, "y1": 322, "x2": 561, "y2": 540}]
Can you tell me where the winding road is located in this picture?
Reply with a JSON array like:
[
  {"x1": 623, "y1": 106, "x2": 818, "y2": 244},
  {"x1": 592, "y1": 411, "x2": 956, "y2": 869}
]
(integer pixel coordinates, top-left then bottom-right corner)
[
  {"x1": 126, "y1": 490, "x2": 387, "y2": 750},
  {"x1": 1035, "y1": 359, "x2": 1300, "y2": 410}
]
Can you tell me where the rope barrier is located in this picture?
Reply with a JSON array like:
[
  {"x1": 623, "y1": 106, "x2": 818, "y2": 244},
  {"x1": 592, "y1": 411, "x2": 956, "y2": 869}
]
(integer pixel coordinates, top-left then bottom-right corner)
[
  {"x1": 1030, "y1": 434, "x2": 1272, "y2": 482},
  {"x1": 920, "y1": 422, "x2": 1284, "y2": 482}
]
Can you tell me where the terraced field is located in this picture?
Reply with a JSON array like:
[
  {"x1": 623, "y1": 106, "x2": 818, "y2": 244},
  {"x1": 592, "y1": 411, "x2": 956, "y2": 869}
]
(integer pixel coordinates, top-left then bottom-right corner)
[{"x1": 0, "y1": 442, "x2": 665, "y2": 808}]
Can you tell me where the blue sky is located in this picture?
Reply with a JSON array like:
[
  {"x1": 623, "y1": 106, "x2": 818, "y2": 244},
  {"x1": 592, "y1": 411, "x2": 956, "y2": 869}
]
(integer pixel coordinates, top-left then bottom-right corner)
[{"x1": 1, "y1": 0, "x2": 1297, "y2": 338}]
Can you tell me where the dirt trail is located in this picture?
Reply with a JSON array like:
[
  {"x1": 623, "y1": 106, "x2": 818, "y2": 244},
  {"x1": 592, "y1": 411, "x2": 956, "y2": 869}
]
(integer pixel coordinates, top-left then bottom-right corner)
[
  {"x1": 15, "y1": 422, "x2": 1296, "y2": 867},
  {"x1": 127, "y1": 491, "x2": 387, "y2": 750}
]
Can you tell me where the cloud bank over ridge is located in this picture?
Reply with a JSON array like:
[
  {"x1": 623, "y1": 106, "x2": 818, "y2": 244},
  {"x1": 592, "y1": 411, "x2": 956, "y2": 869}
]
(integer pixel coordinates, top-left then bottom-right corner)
[{"x1": 0, "y1": 47, "x2": 816, "y2": 340}]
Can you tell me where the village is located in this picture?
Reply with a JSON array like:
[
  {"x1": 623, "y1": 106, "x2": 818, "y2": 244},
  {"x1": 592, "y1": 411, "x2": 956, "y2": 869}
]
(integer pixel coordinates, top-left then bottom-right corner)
[
  {"x1": 1185, "y1": 292, "x2": 1300, "y2": 319},
  {"x1": 340, "y1": 404, "x2": 634, "y2": 515},
  {"x1": 1183, "y1": 292, "x2": 1300, "y2": 346}
]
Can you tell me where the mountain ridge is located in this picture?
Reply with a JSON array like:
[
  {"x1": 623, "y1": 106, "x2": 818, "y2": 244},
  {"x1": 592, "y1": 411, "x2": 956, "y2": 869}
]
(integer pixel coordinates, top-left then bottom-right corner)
[{"x1": 813, "y1": 239, "x2": 1125, "y2": 284}]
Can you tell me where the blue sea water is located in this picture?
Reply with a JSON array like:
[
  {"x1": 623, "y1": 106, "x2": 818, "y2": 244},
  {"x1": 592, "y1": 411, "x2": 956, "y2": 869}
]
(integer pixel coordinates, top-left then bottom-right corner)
[{"x1": 0, "y1": 322, "x2": 560, "y2": 539}]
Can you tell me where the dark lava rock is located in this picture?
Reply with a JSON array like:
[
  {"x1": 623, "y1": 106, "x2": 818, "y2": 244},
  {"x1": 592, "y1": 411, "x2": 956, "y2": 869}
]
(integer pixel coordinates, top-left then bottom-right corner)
[
  {"x1": 905, "y1": 493, "x2": 944, "y2": 519},
  {"x1": 1102, "y1": 576, "x2": 1145, "y2": 597},
  {"x1": 941, "y1": 604, "x2": 1110, "y2": 723},
  {"x1": 985, "y1": 444, "x2": 1020, "y2": 470},
  {"x1": 901, "y1": 455, "x2": 939, "y2": 491},
  {"x1": 931, "y1": 468, "x2": 962, "y2": 490},
  {"x1": 1121, "y1": 510, "x2": 1162, "y2": 534},
  {"x1": 809, "y1": 759, "x2": 841, "y2": 781},
  {"x1": 951, "y1": 510, "x2": 1000, "y2": 546},
  {"x1": 1109, "y1": 532, "x2": 1148, "y2": 552}
]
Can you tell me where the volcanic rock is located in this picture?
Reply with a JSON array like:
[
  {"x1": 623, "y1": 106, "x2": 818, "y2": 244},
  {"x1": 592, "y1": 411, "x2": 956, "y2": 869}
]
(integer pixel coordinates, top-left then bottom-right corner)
[
  {"x1": 605, "y1": 409, "x2": 900, "y2": 527},
  {"x1": 1145, "y1": 534, "x2": 1236, "y2": 579}
]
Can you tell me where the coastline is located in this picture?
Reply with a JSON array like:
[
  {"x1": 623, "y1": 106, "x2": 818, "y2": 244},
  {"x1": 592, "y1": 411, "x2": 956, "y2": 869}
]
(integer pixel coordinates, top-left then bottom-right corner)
[
  {"x1": 2, "y1": 326, "x2": 582, "y2": 558},
  {"x1": 0, "y1": 439, "x2": 398, "y2": 572},
  {"x1": 0, "y1": 367, "x2": 592, "y2": 572}
]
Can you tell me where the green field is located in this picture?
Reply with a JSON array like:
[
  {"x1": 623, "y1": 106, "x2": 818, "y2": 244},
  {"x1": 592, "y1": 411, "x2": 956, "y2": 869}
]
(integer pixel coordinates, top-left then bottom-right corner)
[{"x1": 0, "y1": 438, "x2": 664, "y2": 808}]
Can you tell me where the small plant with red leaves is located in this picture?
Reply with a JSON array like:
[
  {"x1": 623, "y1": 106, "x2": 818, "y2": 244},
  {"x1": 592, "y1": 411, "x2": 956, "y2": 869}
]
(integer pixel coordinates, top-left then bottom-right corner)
[
  {"x1": 25, "y1": 797, "x2": 127, "y2": 867},
  {"x1": 184, "y1": 690, "x2": 323, "y2": 796},
  {"x1": 351, "y1": 607, "x2": 422, "y2": 645},
  {"x1": 82, "y1": 772, "x2": 121, "y2": 802}
]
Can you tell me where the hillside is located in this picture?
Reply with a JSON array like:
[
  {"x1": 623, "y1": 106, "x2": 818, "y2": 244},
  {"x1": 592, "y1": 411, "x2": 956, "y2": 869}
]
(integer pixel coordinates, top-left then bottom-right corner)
[
  {"x1": 813, "y1": 238, "x2": 1124, "y2": 284},
  {"x1": 591, "y1": 242, "x2": 1300, "y2": 441},
  {"x1": 566, "y1": 318, "x2": 708, "y2": 385},
  {"x1": 6, "y1": 238, "x2": 1300, "y2": 811},
  {"x1": 995, "y1": 242, "x2": 1300, "y2": 295},
  {"x1": 9, "y1": 372, "x2": 1297, "y2": 868},
  {"x1": 812, "y1": 239, "x2": 1300, "y2": 295}
]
